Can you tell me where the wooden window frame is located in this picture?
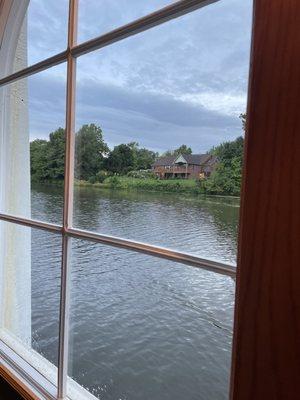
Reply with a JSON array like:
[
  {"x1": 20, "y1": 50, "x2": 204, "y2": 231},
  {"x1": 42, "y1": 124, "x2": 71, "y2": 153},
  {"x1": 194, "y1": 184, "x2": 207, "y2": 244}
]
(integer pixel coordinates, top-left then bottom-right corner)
[{"x1": 230, "y1": 1, "x2": 300, "y2": 399}]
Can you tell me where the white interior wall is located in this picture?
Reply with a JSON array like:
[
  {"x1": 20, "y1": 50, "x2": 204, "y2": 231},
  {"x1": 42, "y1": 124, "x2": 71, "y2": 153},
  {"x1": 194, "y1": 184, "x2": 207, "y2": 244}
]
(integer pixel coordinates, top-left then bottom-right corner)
[{"x1": 0, "y1": 0, "x2": 31, "y2": 345}]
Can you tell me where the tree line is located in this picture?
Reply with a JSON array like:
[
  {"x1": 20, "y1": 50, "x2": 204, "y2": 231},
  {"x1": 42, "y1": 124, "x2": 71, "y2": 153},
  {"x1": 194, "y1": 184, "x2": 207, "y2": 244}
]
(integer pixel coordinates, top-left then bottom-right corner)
[
  {"x1": 30, "y1": 124, "x2": 199, "y2": 182},
  {"x1": 30, "y1": 124, "x2": 157, "y2": 182},
  {"x1": 30, "y1": 118, "x2": 245, "y2": 196}
]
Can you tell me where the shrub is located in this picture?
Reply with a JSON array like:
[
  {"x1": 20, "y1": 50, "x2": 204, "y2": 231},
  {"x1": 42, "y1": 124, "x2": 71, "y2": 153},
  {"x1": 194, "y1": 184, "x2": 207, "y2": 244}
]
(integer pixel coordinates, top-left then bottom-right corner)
[
  {"x1": 88, "y1": 176, "x2": 97, "y2": 184},
  {"x1": 107, "y1": 175, "x2": 121, "y2": 188},
  {"x1": 127, "y1": 170, "x2": 156, "y2": 179},
  {"x1": 95, "y1": 170, "x2": 109, "y2": 183}
]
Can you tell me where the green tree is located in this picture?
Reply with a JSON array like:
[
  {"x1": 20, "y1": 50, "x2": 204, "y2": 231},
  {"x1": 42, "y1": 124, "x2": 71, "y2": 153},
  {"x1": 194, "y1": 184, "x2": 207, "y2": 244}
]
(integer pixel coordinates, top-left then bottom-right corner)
[
  {"x1": 104, "y1": 143, "x2": 137, "y2": 174},
  {"x1": 135, "y1": 147, "x2": 157, "y2": 169},
  {"x1": 75, "y1": 124, "x2": 109, "y2": 180},
  {"x1": 30, "y1": 128, "x2": 66, "y2": 182},
  {"x1": 30, "y1": 139, "x2": 49, "y2": 182},
  {"x1": 30, "y1": 124, "x2": 110, "y2": 182},
  {"x1": 205, "y1": 136, "x2": 244, "y2": 196},
  {"x1": 163, "y1": 144, "x2": 193, "y2": 157},
  {"x1": 210, "y1": 136, "x2": 244, "y2": 165},
  {"x1": 46, "y1": 127, "x2": 65, "y2": 180},
  {"x1": 125, "y1": 142, "x2": 157, "y2": 170}
]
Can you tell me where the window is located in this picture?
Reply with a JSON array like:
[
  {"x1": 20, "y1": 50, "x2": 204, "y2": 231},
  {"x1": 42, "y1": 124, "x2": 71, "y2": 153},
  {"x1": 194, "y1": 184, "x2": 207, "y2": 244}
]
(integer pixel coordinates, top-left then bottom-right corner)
[{"x1": 0, "y1": 1, "x2": 252, "y2": 399}]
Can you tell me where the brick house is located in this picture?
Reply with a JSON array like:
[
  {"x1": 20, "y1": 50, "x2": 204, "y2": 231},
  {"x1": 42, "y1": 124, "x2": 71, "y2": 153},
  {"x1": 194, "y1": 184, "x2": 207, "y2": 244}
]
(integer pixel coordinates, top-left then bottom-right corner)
[{"x1": 152, "y1": 154, "x2": 218, "y2": 180}]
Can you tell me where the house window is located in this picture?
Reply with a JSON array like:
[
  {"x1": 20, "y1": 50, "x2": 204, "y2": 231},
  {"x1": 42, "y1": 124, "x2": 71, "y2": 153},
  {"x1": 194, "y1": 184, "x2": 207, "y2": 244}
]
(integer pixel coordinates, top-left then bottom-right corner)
[{"x1": 0, "y1": 0, "x2": 252, "y2": 399}]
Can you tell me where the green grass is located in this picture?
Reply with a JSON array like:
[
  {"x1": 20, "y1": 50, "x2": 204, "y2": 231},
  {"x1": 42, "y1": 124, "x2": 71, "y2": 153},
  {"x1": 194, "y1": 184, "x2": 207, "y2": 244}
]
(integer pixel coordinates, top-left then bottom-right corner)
[{"x1": 75, "y1": 176, "x2": 205, "y2": 195}]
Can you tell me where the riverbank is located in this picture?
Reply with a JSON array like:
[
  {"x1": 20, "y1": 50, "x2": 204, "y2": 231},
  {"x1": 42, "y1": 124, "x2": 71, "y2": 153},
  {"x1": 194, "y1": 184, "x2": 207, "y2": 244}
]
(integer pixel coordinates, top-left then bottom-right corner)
[
  {"x1": 31, "y1": 176, "x2": 240, "y2": 198},
  {"x1": 74, "y1": 176, "x2": 240, "y2": 199},
  {"x1": 76, "y1": 176, "x2": 205, "y2": 194}
]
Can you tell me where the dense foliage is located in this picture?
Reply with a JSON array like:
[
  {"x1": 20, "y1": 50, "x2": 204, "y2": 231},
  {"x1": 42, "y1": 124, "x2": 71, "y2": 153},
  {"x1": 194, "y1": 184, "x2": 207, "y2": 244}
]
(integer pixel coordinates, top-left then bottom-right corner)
[
  {"x1": 103, "y1": 143, "x2": 135, "y2": 174},
  {"x1": 30, "y1": 125, "x2": 158, "y2": 183},
  {"x1": 163, "y1": 144, "x2": 193, "y2": 157},
  {"x1": 203, "y1": 136, "x2": 244, "y2": 196},
  {"x1": 75, "y1": 124, "x2": 109, "y2": 180},
  {"x1": 31, "y1": 128, "x2": 65, "y2": 182},
  {"x1": 30, "y1": 119, "x2": 245, "y2": 196},
  {"x1": 103, "y1": 142, "x2": 158, "y2": 174}
]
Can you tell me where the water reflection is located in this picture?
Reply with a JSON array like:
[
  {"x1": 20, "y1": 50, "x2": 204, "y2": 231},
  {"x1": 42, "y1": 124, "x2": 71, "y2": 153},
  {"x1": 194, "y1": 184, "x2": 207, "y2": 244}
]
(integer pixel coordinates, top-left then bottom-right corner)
[
  {"x1": 68, "y1": 241, "x2": 234, "y2": 400},
  {"x1": 31, "y1": 185, "x2": 237, "y2": 400},
  {"x1": 72, "y1": 186, "x2": 239, "y2": 264}
]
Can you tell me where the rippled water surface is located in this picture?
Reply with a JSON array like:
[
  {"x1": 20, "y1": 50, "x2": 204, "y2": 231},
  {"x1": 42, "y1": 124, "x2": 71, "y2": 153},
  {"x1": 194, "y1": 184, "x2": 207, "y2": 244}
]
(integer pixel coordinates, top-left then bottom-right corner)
[{"x1": 31, "y1": 185, "x2": 239, "y2": 400}]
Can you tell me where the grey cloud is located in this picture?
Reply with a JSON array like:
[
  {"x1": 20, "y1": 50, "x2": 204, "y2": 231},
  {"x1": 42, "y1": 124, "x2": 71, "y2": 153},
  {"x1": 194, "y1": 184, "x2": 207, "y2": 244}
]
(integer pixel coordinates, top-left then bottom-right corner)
[
  {"x1": 27, "y1": 0, "x2": 250, "y2": 152},
  {"x1": 75, "y1": 79, "x2": 242, "y2": 152},
  {"x1": 76, "y1": 0, "x2": 252, "y2": 107},
  {"x1": 77, "y1": 79, "x2": 237, "y2": 129},
  {"x1": 77, "y1": 0, "x2": 173, "y2": 42},
  {"x1": 27, "y1": 0, "x2": 68, "y2": 65},
  {"x1": 28, "y1": 73, "x2": 66, "y2": 138},
  {"x1": 28, "y1": 73, "x2": 242, "y2": 152},
  {"x1": 76, "y1": 103, "x2": 240, "y2": 153}
]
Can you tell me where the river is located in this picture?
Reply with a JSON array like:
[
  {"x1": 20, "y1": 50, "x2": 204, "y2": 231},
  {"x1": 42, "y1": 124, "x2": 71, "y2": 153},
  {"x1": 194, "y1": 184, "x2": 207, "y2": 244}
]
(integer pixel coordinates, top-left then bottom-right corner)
[{"x1": 30, "y1": 184, "x2": 239, "y2": 400}]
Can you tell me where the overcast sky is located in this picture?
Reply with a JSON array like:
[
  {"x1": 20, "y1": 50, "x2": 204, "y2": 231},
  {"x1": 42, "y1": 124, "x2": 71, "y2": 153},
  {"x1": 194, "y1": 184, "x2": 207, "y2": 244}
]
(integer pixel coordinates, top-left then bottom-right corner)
[{"x1": 27, "y1": 0, "x2": 253, "y2": 153}]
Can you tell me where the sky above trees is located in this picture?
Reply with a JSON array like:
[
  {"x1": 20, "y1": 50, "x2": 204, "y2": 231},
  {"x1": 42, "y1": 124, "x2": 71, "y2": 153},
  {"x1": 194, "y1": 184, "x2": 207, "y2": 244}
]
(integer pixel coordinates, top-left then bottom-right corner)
[{"x1": 26, "y1": 0, "x2": 253, "y2": 153}]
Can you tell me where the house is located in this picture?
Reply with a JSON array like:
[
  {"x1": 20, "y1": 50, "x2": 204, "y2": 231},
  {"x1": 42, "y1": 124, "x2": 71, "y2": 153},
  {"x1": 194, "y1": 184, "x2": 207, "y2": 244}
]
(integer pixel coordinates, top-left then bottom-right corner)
[{"x1": 152, "y1": 153, "x2": 218, "y2": 179}]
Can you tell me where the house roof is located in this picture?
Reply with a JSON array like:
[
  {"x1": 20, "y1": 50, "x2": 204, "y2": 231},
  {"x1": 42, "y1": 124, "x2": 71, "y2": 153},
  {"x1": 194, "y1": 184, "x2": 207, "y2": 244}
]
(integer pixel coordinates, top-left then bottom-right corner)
[
  {"x1": 153, "y1": 153, "x2": 216, "y2": 167},
  {"x1": 153, "y1": 156, "x2": 177, "y2": 167}
]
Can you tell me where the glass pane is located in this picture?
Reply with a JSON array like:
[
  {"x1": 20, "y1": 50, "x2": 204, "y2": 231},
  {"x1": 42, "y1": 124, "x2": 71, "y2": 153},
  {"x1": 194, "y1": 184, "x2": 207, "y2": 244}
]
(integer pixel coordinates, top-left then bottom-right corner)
[
  {"x1": 0, "y1": 63, "x2": 66, "y2": 224},
  {"x1": 0, "y1": 220, "x2": 62, "y2": 386},
  {"x1": 78, "y1": 0, "x2": 177, "y2": 43},
  {"x1": 68, "y1": 239, "x2": 234, "y2": 399},
  {"x1": 72, "y1": 0, "x2": 252, "y2": 264},
  {"x1": 0, "y1": 0, "x2": 68, "y2": 78}
]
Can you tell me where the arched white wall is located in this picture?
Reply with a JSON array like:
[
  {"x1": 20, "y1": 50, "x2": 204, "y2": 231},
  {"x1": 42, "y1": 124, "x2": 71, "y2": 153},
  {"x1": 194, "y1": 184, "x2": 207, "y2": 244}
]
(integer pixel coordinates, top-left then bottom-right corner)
[{"x1": 0, "y1": 0, "x2": 31, "y2": 345}]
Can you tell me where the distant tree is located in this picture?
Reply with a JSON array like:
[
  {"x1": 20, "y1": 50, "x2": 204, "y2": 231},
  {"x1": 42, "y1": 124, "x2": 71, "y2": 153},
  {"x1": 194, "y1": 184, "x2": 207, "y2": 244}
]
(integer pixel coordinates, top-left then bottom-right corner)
[
  {"x1": 210, "y1": 136, "x2": 244, "y2": 165},
  {"x1": 205, "y1": 136, "x2": 244, "y2": 196},
  {"x1": 30, "y1": 139, "x2": 50, "y2": 182},
  {"x1": 75, "y1": 124, "x2": 109, "y2": 180},
  {"x1": 163, "y1": 144, "x2": 193, "y2": 157},
  {"x1": 104, "y1": 143, "x2": 136, "y2": 174},
  {"x1": 204, "y1": 114, "x2": 245, "y2": 195},
  {"x1": 135, "y1": 147, "x2": 158, "y2": 169},
  {"x1": 175, "y1": 144, "x2": 192, "y2": 155},
  {"x1": 104, "y1": 142, "x2": 157, "y2": 173},
  {"x1": 46, "y1": 127, "x2": 66, "y2": 180},
  {"x1": 30, "y1": 124, "x2": 110, "y2": 182},
  {"x1": 30, "y1": 128, "x2": 66, "y2": 182}
]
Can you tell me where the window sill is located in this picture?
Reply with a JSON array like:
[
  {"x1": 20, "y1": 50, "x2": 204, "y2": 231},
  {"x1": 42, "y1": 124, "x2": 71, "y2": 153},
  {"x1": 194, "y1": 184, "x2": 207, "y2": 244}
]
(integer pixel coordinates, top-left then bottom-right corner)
[{"x1": 0, "y1": 331, "x2": 96, "y2": 400}]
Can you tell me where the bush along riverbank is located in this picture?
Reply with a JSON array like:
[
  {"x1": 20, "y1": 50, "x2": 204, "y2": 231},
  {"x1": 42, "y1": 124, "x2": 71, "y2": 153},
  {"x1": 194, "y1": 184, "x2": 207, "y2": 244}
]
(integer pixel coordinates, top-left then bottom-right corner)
[
  {"x1": 76, "y1": 175, "x2": 201, "y2": 192},
  {"x1": 74, "y1": 175, "x2": 241, "y2": 197}
]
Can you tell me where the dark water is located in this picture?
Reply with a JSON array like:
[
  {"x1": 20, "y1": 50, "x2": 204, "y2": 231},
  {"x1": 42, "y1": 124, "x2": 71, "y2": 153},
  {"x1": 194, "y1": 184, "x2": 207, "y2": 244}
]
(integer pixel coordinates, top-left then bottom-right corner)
[{"x1": 31, "y1": 185, "x2": 238, "y2": 400}]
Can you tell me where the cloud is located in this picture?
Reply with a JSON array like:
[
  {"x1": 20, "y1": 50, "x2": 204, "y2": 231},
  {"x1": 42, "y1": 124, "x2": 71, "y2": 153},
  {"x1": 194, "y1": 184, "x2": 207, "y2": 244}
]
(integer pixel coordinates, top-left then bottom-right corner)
[
  {"x1": 29, "y1": 72, "x2": 241, "y2": 152},
  {"x1": 77, "y1": 0, "x2": 177, "y2": 43},
  {"x1": 28, "y1": 65, "x2": 66, "y2": 138},
  {"x1": 27, "y1": 0, "x2": 252, "y2": 153},
  {"x1": 27, "y1": 0, "x2": 69, "y2": 64},
  {"x1": 77, "y1": 79, "x2": 237, "y2": 128}
]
